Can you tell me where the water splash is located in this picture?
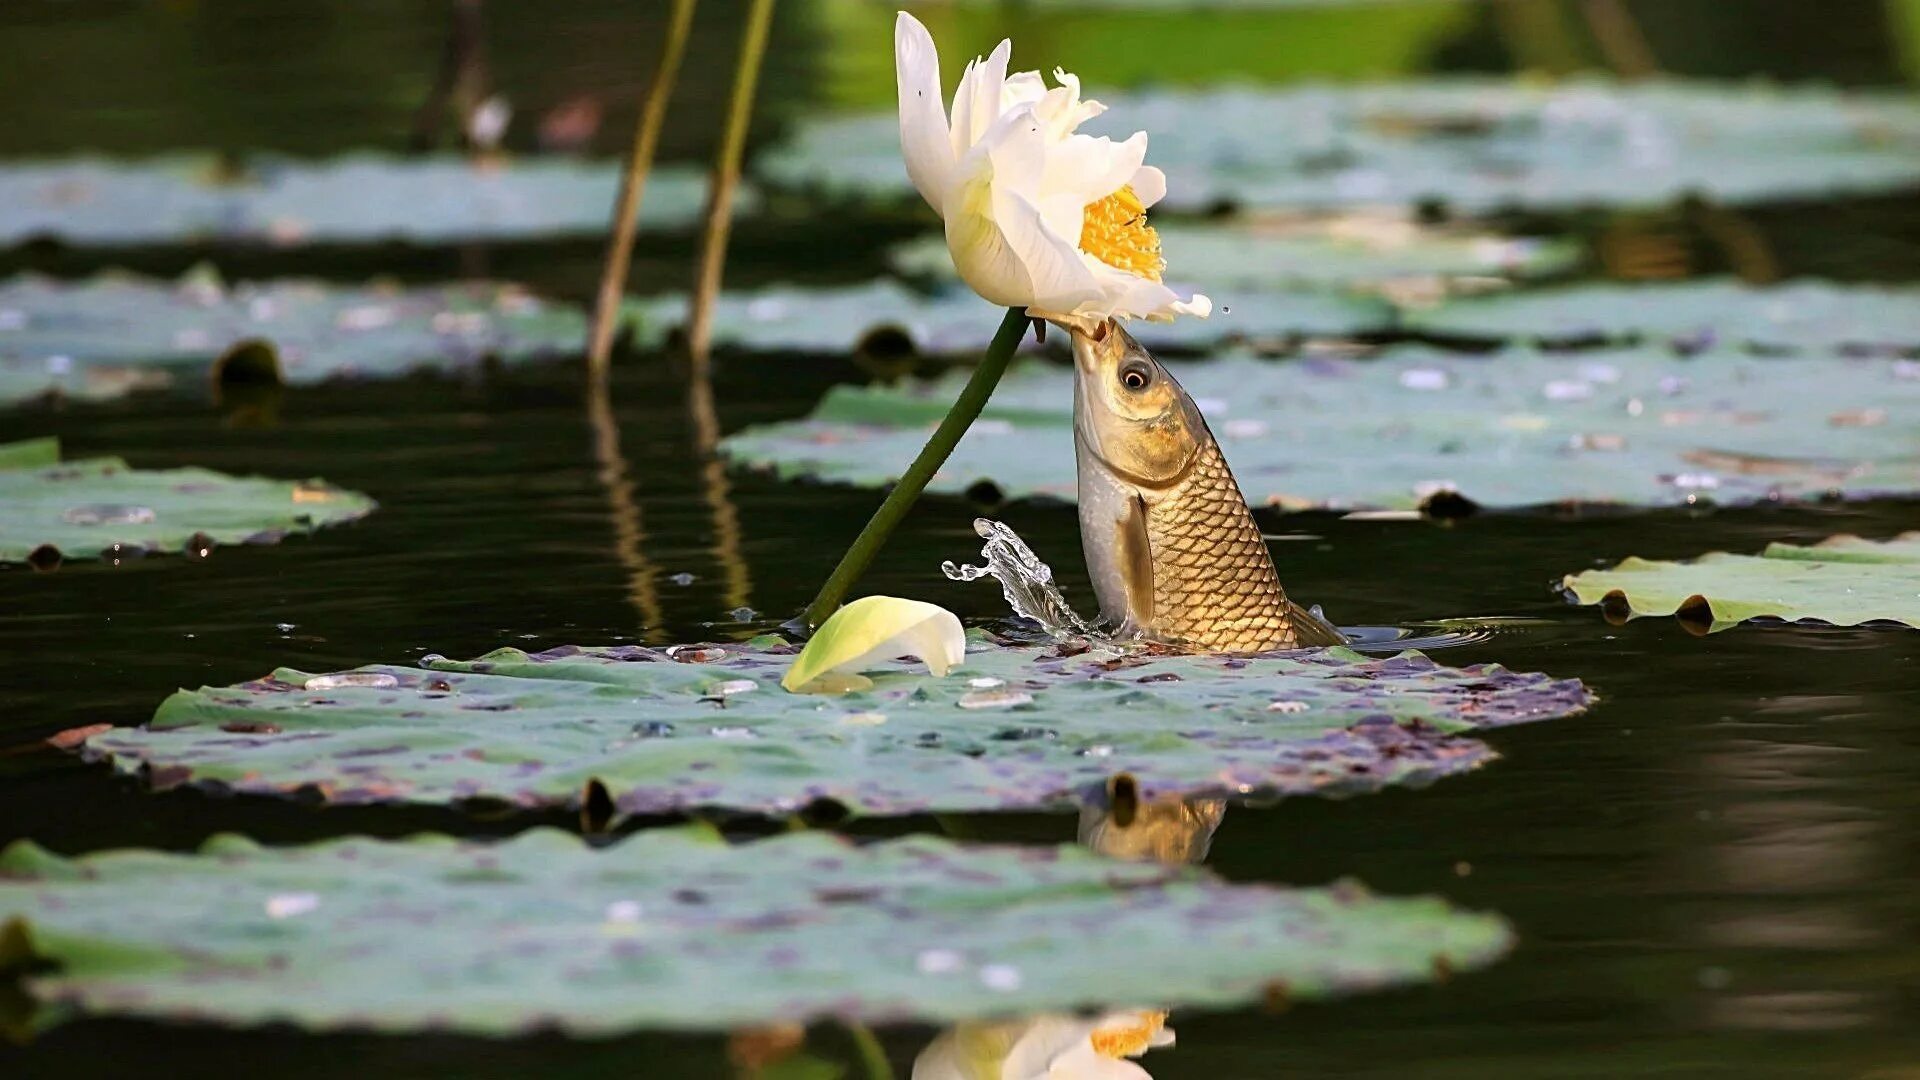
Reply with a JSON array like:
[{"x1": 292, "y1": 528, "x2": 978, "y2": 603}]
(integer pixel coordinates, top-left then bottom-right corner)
[{"x1": 941, "y1": 519, "x2": 1095, "y2": 639}]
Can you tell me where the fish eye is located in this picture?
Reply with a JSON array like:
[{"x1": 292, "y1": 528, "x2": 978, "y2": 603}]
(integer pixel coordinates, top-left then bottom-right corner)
[{"x1": 1120, "y1": 364, "x2": 1152, "y2": 391}]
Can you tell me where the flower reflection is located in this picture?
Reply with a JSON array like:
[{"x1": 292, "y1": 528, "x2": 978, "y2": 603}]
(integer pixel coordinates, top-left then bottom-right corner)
[{"x1": 910, "y1": 789, "x2": 1222, "y2": 1079}]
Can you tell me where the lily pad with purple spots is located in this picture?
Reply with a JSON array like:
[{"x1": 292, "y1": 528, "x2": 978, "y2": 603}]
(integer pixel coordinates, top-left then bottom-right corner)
[
  {"x1": 0, "y1": 438, "x2": 374, "y2": 565},
  {"x1": 720, "y1": 348, "x2": 1920, "y2": 512},
  {"x1": 0, "y1": 269, "x2": 586, "y2": 407},
  {"x1": 0, "y1": 825, "x2": 1512, "y2": 1034},
  {"x1": 1408, "y1": 278, "x2": 1920, "y2": 353},
  {"x1": 81, "y1": 634, "x2": 1591, "y2": 818},
  {"x1": 1564, "y1": 531, "x2": 1920, "y2": 631}
]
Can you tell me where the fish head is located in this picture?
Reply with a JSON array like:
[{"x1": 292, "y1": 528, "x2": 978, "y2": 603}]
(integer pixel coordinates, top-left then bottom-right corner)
[{"x1": 1070, "y1": 319, "x2": 1204, "y2": 486}]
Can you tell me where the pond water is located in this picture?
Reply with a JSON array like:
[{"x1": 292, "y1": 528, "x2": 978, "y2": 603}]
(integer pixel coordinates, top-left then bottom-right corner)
[{"x1": 4, "y1": 1, "x2": 1920, "y2": 1076}]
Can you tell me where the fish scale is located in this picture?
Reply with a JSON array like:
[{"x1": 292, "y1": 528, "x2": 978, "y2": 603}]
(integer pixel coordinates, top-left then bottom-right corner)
[{"x1": 1145, "y1": 435, "x2": 1310, "y2": 652}]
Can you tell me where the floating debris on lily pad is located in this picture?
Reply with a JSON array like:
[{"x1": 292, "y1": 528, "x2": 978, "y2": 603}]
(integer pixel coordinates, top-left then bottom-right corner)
[
  {"x1": 624, "y1": 280, "x2": 1392, "y2": 357},
  {"x1": 80, "y1": 635, "x2": 1590, "y2": 817},
  {"x1": 890, "y1": 216, "x2": 1579, "y2": 301},
  {"x1": 0, "y1": 438, "x2": 374, "y2": 564},
  {"x1": 0, "y1": 826, "x2": 1510, "y2": 1033},
  {"x1": 0, "y1": 153, "x2": 742, "y2": 247},
  {"x1": 1409, "y1": 278, "x2": 1920, "y2": 353},
  {"x1": 1563, "y1": 532, "x2": 1920, "y2": 632},
  {"x1": 0, "y1": 269, "x2": 586, "y2": 405},
  {"x1": 721, "y1": 348, "x2": 1920, "y2": 512},
  {"x1": 758, "y1": 79, "x2": 1920, "y2": 215}
]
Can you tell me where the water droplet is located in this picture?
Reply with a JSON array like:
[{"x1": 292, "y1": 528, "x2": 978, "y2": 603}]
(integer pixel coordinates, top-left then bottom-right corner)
[
  {"x1": 917, "y1": 949, "x2": 962, "y2": 975},
  {"x1": 966, "y1": 677, "x2": 1005, "y2": 689},
  {"x1": 304, "y1": 672, "x2": 399, "y2": 691},
  {"x1": 979, "y1": 964, "x2": 1023, "y2": 991},
  {"x1": 958, "y1": 689, "x2": 1034, "y2": 710},
  {"x1": 265, "y1": 892, "x2": 319, "y2": 919},
  {"x1": 1266, "y1": 700, "x2": 1310, "y2": 714},
  {"x1": 710, "y1": 679, "x2": 758, "y2": 697},
  {"x1": 61, "y1": 504, "x2": 156, "y2": 526},
  {"x1": 709, "y1": 726, "x2": 758, "y2": 739},
  {"x1": 667, "y1": 572, "x2": 696, "y2": 586},
  {"x1": 728, "y1": 606, "x2": 759, "y2": 622}
]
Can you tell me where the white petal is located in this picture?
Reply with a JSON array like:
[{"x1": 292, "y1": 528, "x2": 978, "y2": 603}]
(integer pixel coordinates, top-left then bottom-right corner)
[
  {"x1": 978, "y1": 111, "x2": 1101, "y2": 312},
  {"x1": 1002, "y1": 69, "x2": 1047, "y2": 111},
  {"x1": 951, "y1": 38, "x2": 1012, "y2": 158},
  {"x1": 1040, "y1": 132, "x2": 1147, "y2": 201},
  {"x1": 781, "y1": 595, "x2": 965, "y2": 692},
  {"x1": 1128, "y1": 165, "x2": 1167, "y2": 208},
  {"x1": 1081, "y1": 258, "x2": 1211, "y2": 322},
  {"x1": 894, "y1": 12, "x2": 953, "y2": 215}
]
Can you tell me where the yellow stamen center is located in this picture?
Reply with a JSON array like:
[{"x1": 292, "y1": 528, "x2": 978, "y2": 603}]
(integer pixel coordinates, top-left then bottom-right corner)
[
  {"x1": 1088, "y1": 1011, "x2": 1169, "y2": 1059},
  {"x1": 1079, "y1": 185, "x2": 1164, "y2": 281}
]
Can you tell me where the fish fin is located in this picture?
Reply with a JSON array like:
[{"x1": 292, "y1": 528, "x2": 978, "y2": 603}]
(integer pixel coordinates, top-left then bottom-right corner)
[
  {"x1": 1287, "y1": 598, "x2": 1348, "y2": 647},
  {"x1": 1117, "y1": 495, "x2": 1155, "y2": 633}
]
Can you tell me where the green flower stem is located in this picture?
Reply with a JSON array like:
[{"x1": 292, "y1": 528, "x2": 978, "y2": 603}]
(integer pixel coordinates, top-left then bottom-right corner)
[
  {"x1": 847, "y1": 1022, "x2": 896, "y2": 1080},
  {"x1": 800, "y1": 306, "x2": 1029, "y2": 630}
]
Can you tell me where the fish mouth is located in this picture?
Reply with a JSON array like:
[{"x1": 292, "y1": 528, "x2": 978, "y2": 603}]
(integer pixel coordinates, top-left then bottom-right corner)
[{"x1": 1070, "y1": 318, "x2": 1118, "y2": 378}]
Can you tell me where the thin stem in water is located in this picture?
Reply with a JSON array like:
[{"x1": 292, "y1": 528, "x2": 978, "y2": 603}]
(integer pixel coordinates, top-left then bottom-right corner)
[
  {"x1": 685, "y1": 0, "x2": 775, "y2": 363},
  {"x1": 800, "y1": 307, "x2": 1030, "y2": 631},
  {"x1": 846, "y1": 1022, "x2": 896, "y2": 1080},
  {"x1": 585, "y1": 0, "x2": 697, "y2": 379}
]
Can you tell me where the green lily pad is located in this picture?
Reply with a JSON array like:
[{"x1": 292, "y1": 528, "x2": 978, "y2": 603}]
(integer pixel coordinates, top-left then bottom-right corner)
[
  {"x1": 80, "y1": 636, "x2": 1590, "y2": 817},
  {"x1": 0, "y1": 826, "x2": 1510, "y2": 1034},
  {"x1": 1563, "y1": 532, "x2": 1920, "y2": 631},
  {"x1": 0, "y1": 270, "x2": 586, "y2": 406},
  {"x1": 721, "y1": 348, "x2": 1920, "y2": 512},
  {"x1": 889, "y1": 218, "x2": 1580, "y2": 298},
  {"x1": 0, "y1": 437, "x2": 374, "y2": 565},
  {"x1": 625, "y1": 280, "x2": 1393, "y2": 357},
  {"x1": 0, "y1": 153, "x2": 739, "y2": 247},
  {"x1": 1409, "y1": 278, "x2": 1920, "y2": 352},
  {"x1": 758, "y1": 79, "x2": 1920, "y2": 215}
]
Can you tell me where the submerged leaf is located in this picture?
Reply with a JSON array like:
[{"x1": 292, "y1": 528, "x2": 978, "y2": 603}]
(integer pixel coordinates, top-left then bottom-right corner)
[
  {"x1": 0, "y1": 272, "x2": 586, "y2": 406},
  {"x1": 0, "y1": 153, "x2": 743, "y2": 247},
  {"x1": 721, "y1": 348, "x2": 1920, "y2": 512},
  {"x1": 80, "y1": 637, "x2": 1591, "y2": 817},
  {"x1": 783, "y1": 596, "x2": 966, "y2": 692},
  {"x1": 0, "y1": 826, "x2": 1510, "y2": 1034},
  {"x1": 1563, "y1": 532, "x2": 1920, "y2": 631},
  {"x1": 0, "y1": 439, "x2": 374, "y2": 564},
  {"x1": 759, "y1": 79, "x2": 1920, "y2": 215}
]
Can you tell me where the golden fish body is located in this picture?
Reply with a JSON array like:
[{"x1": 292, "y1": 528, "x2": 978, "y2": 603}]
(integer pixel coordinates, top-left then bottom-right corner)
[{"x1": 1071, "y1": 320, "x2": 1343, "y2": 653}]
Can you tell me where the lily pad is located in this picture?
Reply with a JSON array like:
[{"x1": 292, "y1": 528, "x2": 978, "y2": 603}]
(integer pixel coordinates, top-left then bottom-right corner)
[
  {"x1": 0, "y1": 826, "x2": 1511, "y2": 1033},
  {"x1": 80, "y1": 636, "x2": 1590, "y2": 817},
  {"x1": 1563, "y1": 532, "x2": 1920, "y2": 631},
  {"x1": 625, "y1": 280, "x2": 1393, "y2": 357},
  {"x1": 890, "y1": 217, "x2": 1580, "y2": 299},
  {"x1": 1409, "y1": 278, "x2": 1920, "y2": 353},
  {"x1": 0, "y1": 270, "x2": 586, "y2": 406},
  {"x1": 721, "y1": 348, "x2": 1920, "y2": 512},
  {"x1": 0, "y1": 153, "x2": 741, "y2": 247},
  {"x1": 758, "y1": 78, "x2": 1920, "y2": 215},
  {"x1": 0, "y1": 437, "x2": 374, "y2": 564}
]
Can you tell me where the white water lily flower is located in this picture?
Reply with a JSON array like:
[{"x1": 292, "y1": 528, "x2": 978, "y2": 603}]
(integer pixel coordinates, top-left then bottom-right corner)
[
  {"x1": 782, "y1": 595, "x2": 965, "y2": 693},
  {"x1": 912, "y1": 1010, "x2": 1174, "y2": 1079},
  {"x1": 894, "y1": 12, "x2": 1209, "y2": 326}
]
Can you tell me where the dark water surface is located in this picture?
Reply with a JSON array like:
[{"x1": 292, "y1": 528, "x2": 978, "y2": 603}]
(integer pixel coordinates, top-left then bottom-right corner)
[{"x1": 4, "y1": 1, "x2": 1920, "y2": 1077}]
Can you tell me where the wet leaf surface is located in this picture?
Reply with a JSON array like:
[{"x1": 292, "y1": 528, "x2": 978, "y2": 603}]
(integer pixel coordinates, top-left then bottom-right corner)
[
  {"x1": 0, "y1": 825, "x2": 1509, "y2": 1034},
  {"x1": 1410, "y1": 278, "x2": 1920, "y2": 352},
  {"x1": 81, "y1": 635, "x2": 1590, "y2": 816},
  {"x1": 0, "y1": 438, "x2": 374, "y2": 564},
  {"x1": 625, "y1": 280, "x2": 1392, "y2": 357},
  {"x1": 721, "y1": 348, "x2": 1920, "y2": 512},
  {"x1": 0, "y1": 154, "x2": 735, "y2": 247},
  {"x1": 1563, "y1": 531, "x2": 1920, "y2": 631},
  {"x1": 0, "y1": 271, "x2": 585, "y2": 406},
  {"x1": 759, "y1": 79, "x2": 1920, "y2": 214}
]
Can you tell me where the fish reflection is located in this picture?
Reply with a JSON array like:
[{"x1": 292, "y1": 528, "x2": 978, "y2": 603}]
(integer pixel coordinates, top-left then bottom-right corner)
[{"x1": 911, "y1": 784, "x2": 1219, "y2": 1079}]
